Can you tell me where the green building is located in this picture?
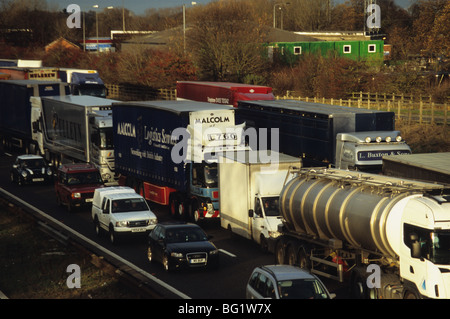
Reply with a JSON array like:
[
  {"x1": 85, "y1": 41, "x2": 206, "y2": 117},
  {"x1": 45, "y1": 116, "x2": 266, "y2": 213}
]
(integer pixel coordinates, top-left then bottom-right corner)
[{"x1": 268, "y1": 40, "x2": 384, "y2": 65}]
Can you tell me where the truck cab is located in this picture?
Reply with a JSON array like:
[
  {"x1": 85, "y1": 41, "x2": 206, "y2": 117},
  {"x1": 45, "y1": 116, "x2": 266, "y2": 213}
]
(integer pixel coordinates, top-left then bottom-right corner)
[
  {"x1": 55, "y1": 163, "x2": 104, "y2": 212},
  {"x1": 250, "y1": 195, "x2": 283, "y2": 250},
  {"x1": 91, "y1": 186, "x2": 158, "y2": 244},
  {"x1": 335, "y1": 130, "x2": 412, "y2": 172}
]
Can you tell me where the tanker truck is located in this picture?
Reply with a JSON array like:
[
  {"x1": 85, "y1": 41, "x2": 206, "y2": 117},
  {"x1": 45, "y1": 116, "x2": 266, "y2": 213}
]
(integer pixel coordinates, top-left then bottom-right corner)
[{"x1": 273, "y1": 168, "x2": 450, "y2": 299}]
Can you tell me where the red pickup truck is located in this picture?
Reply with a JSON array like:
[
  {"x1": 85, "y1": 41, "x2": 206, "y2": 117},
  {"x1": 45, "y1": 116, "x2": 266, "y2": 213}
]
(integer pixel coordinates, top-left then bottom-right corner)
[{"x1": 55, "y1": 163, "x2": 104, "y2": 212}]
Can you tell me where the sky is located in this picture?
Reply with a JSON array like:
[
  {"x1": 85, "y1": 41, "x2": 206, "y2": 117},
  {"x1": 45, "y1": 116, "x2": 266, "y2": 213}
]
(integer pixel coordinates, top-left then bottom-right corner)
[{"x1": 52, "y1": 0, "x2": 415, "y2": 15}]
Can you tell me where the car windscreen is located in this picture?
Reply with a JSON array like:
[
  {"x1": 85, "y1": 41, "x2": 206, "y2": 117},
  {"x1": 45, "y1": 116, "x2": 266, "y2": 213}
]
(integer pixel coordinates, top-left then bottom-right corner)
[
  {"x1": 278, "y1": 279, "x2": 329, "y2": 299},
  {"x1": 166, "y1": 227, "x2": 208, "y2": 243},
  {"x1": 112, "y1": 198, "x2": 149, "y2": 213}
]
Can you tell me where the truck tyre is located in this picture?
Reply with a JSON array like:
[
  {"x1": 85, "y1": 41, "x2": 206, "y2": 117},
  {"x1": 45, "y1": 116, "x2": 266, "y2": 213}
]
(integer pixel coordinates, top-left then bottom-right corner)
[
  {"x1": 260, "y1": 235, "x2": 268, "y2": 253},
  {"x1": 297, "y1": 248, "x2": 311, "y2": 270},
  {"x1": 275, "y1": 240, "x2": 286, "y2": 264},
  {"x1": 287, "y1": 243, "x2": 298, "y2": 266},
  {"x1": 169, "y1": 194, "x2": 178, "y2": 218},
  {"x1": 350, "y1": 270, "x2": 368, "y2": 299}
]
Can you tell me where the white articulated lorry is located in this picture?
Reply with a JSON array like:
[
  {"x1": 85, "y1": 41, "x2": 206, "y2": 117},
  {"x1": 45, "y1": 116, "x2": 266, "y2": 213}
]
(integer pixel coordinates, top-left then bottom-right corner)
[
  {"x1": 218, "y1": 150, "x2": 301, "y2": 250},
  {"x1": 273, "y1": 168, "x2": 450, "y2": 299}
]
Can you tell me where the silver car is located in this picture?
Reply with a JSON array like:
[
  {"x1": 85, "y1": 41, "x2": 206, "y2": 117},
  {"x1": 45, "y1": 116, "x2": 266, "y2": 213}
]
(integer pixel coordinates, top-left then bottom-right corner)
[{"x1": 246, "y1": 265, "x2": 336, "y2": 299}]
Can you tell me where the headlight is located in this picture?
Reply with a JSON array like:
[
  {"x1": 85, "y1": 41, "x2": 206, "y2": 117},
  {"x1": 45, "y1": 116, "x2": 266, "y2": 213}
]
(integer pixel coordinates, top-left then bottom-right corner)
[
  {"x1": 72, "y1": 193, "x2": 81, "y2": 199},
  {"x1": 396, "y1": 135, "x2": 402, "y2": 142},
  {"x1": 21, "y1": 171, "x2": 28, "y2": 178},
  {"x1": 171, "y1": 252, "x2": 183, "y2": 258},
  {"x1": 365, "y1": 137, "x2": 371, "y2": 143},
  {"x1": 375, "y1": 136, "x2": 382, "y2": 143},
  {"x1": 385, "y1": 136, "x2": 391, "y2": 143},
  {"x1": 102, "y1": 173, "x2": 111, "y2": 180},
  {"x1": 148, "y1": 218, "x2": 158, "y2": 225},
  {"x1": 209, "y1": 249, "x2": 219, "y2": 255},
  {"x1": 115, "y1": 221, "x2": 128, "y2": 227},
  {"x1": 268, "y1": 231, "x2": 281, "y2": 238},
  {"x1": 46, "y1": 168, "x2": 52, "y2": 175}
]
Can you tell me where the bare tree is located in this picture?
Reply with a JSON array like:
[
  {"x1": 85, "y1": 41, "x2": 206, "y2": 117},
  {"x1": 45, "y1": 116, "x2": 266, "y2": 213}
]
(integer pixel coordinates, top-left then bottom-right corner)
[{"x1": 187, "y1": 0, "x2": 268, "y2": 82}]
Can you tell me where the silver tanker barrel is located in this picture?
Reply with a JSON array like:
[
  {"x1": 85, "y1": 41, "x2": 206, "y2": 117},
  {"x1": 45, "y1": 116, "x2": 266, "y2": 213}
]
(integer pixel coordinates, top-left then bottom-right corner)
[{"x1": 279, "y1": 168, "x2": 445, "y2": 257}]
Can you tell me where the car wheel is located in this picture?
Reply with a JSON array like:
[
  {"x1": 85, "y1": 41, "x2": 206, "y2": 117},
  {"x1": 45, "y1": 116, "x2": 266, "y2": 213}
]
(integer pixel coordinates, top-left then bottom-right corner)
[
  {"x1": 147, "y1": 247, "x2": 153, "y2": 262},
  {"x1": 109, "y1": 226, "x2": 118, "y2": 245},
  {"x1": 94, "y1": 218, "x2": 102, "y2": 237}
]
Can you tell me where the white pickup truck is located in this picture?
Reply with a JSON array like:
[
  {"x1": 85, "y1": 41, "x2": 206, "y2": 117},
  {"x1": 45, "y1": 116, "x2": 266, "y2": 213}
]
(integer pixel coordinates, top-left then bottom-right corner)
[{"x1": 92, "y1": 186, "x2": 158, "y2": 244}]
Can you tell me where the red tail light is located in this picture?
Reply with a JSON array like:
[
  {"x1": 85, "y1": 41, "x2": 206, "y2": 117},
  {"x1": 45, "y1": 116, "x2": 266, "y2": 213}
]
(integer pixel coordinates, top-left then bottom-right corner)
[{"x1": 213, "y1": 191, "x2": 219, "y2": 199}]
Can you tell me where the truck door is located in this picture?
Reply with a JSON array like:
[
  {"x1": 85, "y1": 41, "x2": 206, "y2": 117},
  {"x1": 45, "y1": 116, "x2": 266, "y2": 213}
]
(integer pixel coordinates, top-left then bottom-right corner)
[{"x1": 251, "y1": 197, "x2": 264, "y2": 244}]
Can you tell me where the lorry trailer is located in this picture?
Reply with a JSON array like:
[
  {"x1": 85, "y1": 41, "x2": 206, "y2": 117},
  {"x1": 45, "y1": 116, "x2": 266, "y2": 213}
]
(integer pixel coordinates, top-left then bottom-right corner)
[
  {"x1": 176, "y1": 81, "x2": 275, "y2": 107},
  {"x1": 0, "y1": 80, "x2": 69, "y2": 153},
  {"x1": 113, "y1": 100, "x2": 249, "y2": 222},
  {"x1": 383, "y1": 152, "x2": 450, "y2": 184},
  {"x1": 237, "y1": 99, "x2": 411, "y2": 172},
  {"x1": 30, "y1": 95, "x2": 119, "y2": 184},
  {"x1": 274, "y1": 167, "x2": 450, "y2": 299}
]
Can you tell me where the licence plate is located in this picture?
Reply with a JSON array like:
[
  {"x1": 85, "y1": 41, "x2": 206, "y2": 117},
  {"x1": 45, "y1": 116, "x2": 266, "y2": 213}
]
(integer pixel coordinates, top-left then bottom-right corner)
[
  {"x1": 85, "y1": 198, "x2": 93, "y2": 203},
  {"x1": 32, "y1": 178, "x2": 44, "y2": 182},
  {"x1": 190, "y1": 258, "x2": 206, "y2": 264},
  {"x1": 131, "y1": 228, "x2": 146, "y2": 233}
]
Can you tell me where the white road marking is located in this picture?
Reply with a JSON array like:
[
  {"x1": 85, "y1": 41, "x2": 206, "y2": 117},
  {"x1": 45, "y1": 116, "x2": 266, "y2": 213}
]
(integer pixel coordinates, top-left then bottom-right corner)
[{"x1": 219, "y1": 249, "x2": 237, "y2": 258}]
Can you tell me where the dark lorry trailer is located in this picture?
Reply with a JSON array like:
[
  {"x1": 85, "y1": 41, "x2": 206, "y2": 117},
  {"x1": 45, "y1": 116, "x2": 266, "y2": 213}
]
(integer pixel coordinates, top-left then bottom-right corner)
[
  {"x1": 33, "y1": 95, "x2": 118, "y2": 184},
  {"x1": 176, "y1": 81, "x2": 275, "y2": 107},
  {"x1": 113, "y1": 100, "x2": 249, "y2": 222},
  {"x1": 237, "y1": 99, "x2": 411, "y2": 171},
  {"x1": 382, "y1": 152, "x2": 450, "y2": 184},
  {"x1": 0, "y1": 80, "x2": 69, "y2": 153}
]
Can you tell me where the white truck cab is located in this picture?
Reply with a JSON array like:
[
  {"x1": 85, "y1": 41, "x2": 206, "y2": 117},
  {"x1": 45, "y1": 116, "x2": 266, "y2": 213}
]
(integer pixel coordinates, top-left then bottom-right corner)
[{"x1": 92, "y1": 186, "x2": 158, "y2": 244}]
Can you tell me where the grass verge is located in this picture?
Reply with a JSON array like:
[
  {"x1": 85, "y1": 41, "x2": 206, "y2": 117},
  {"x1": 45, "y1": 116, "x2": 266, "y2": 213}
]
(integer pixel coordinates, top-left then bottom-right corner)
[{"x1": 0, "y1": 202, "x2": 143, "y2": 299}]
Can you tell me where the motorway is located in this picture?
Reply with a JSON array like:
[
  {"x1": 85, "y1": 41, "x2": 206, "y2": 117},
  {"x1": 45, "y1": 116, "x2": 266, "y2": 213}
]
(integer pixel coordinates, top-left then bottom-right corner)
[{"x1": 0, "y1": 149, "x2": 348, "y2": 299}]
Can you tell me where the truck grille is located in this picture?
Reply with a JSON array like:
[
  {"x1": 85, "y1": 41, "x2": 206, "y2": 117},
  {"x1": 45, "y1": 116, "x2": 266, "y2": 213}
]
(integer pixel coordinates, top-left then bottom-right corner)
[{"x1": 81, "y1": 192, "x2": 94, "y2": 199}]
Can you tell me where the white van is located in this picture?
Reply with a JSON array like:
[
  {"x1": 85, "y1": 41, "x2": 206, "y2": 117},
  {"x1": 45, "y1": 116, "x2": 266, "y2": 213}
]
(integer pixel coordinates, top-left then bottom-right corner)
[{"x1": 92, "y1": 186, "x2": 158, "y2": 244}]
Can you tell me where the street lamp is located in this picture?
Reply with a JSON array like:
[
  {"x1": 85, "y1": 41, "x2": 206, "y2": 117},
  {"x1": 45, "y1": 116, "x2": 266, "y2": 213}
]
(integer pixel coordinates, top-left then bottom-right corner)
[
  {"x1": 273, "y1": 2, "x2": 290, "y2": 30},
  {"x1": 93, "y1": 5, "x2": 113, "y2": 52},
  {"x1": 183, "y1": 2, "x2": 197, "y2": 54}
]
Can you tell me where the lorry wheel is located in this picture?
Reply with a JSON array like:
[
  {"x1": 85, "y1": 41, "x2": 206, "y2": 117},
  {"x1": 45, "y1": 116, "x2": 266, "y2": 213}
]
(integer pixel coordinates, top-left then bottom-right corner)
[
  {"x1": 403, "y1": 289, "x2": 419, "y2": 299},
  {"x1": 275, "y1": 240, "x2": 286, "y2": 264},
  {"x1": 260, "y1": 236, "x2": 268, "y2": 253},
  {"x1": 350, "y1": 271, "x2": 367, "y2": 299}
]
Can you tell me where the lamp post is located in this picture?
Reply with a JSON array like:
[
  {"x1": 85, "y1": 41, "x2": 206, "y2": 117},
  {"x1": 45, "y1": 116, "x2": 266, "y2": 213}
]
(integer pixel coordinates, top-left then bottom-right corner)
[
  {"x1": 273, "y1": 2, "x2": 290, "y2": 30},
  {"x1": 93, "y1": 4, "x2": 113, "y2": 52},
  {"x1": 183, "y1": 2, "x2": 197, "y2": 54}
]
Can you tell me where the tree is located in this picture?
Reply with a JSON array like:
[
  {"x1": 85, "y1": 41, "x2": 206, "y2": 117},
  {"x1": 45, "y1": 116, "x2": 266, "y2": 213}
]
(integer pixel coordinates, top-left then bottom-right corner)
[{"x1": 187, "y1": 0, "x2": 268, "y2": 82}]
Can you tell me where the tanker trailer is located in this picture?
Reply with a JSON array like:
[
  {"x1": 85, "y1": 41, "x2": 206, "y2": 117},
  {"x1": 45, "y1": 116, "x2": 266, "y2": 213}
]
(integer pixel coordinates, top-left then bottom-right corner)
[{"x1": 273, "y1": 168, "x2": 450, "y2": 299}]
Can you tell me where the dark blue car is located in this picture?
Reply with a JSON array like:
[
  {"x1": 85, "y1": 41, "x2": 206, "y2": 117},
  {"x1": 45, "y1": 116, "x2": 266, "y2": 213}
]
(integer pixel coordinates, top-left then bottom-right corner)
[{"x1": 147, "y1": 222, "x2": 219, "y2": 272}]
